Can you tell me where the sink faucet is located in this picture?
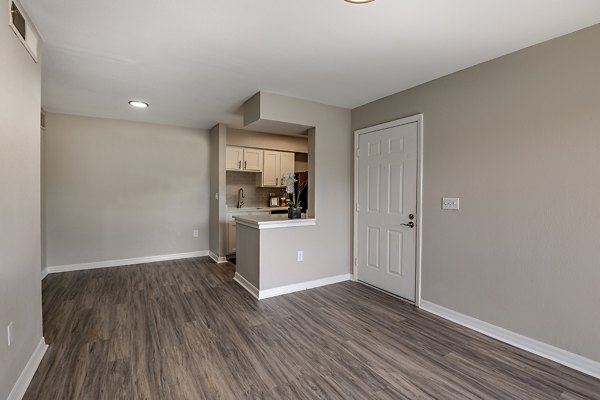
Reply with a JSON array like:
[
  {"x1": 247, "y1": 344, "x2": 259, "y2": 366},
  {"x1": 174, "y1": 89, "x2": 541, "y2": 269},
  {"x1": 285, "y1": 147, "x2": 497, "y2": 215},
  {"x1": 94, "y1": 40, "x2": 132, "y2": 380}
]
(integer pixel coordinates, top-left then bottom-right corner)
[{"x1": 237, "y1": 188, "x2": 245, "y2": 208}]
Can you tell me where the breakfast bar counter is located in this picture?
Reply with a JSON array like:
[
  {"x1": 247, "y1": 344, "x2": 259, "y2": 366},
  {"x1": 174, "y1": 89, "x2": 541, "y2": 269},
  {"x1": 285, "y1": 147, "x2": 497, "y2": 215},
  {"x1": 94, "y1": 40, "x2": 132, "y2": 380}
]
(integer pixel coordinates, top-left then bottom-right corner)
[{"x1": 233, "y1": 213, "x2": 316, "y2": 230}]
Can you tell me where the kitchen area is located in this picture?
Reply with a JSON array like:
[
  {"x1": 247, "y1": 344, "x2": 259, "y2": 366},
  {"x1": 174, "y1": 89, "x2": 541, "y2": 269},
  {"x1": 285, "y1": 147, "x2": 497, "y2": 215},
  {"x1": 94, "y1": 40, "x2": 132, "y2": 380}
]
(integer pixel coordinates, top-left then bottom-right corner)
[
  {"x1": 208, "y1": 91, "x2": 349, "y2": 301},
  {"x1": 224, "y1": 128, "x2": 309, "y2": 259}
]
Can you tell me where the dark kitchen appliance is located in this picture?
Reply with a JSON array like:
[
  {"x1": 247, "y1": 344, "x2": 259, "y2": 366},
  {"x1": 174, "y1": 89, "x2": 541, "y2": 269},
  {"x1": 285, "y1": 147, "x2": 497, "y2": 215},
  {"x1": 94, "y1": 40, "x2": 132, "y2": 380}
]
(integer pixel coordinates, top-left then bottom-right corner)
[{"x1": 295, "y1": 172, "x2": 308, "y2": 213}]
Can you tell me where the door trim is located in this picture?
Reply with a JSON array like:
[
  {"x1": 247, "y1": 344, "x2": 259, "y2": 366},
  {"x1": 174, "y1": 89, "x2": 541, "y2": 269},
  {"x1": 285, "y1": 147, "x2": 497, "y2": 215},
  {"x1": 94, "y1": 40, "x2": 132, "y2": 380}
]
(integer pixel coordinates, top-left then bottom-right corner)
[{"x1": 353, "y1": 114, "x2": 424, "y2": 307}]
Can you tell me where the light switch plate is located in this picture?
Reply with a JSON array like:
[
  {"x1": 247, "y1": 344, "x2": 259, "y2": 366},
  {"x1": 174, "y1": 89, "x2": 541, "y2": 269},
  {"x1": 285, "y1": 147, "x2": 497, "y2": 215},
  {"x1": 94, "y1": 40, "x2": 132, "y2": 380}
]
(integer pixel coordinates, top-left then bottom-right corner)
[{"x1": 442, "y1": 197, "x2": 460, "y2": 210}]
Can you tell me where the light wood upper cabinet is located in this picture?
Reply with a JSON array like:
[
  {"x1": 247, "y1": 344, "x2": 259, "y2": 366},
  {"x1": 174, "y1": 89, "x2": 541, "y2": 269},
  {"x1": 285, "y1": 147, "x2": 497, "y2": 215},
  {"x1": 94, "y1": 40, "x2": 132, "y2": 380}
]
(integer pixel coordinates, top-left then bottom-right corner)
[
  {"x1": 242, "y1": 148, "x2": 263, "y2": 171},
  {"x1": 226, "y1": 145, "x2": 294, "y2": 186},
  {"x1": 226, "y1": 146, "x2": 263, "y2": 172},
  {"x1": 280, "y1": 152, "x2": 295, "y2": 178},
  {"x1": 259, "y1": 151, "x2": 295, "y2": 187},
  {"x1": 226, "y1": 146, "x2": 243, "y2": 170},
  {"x1": 262, "y1": 150, "x2": 280, "y2": 186}
]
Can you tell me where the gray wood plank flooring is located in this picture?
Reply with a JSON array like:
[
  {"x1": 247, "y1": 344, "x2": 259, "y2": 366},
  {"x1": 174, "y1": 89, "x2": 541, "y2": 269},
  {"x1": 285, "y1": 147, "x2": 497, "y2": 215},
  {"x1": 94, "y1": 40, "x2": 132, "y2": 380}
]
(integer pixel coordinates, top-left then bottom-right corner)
[{"x1": 23, "y1": 257, "x2": 600, "y2": 399}]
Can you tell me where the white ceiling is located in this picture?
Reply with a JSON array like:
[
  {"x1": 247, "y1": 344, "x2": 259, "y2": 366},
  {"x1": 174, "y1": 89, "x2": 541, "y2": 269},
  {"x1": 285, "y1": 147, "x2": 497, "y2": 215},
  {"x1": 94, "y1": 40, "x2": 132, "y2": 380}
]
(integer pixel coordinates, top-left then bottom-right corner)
[{"x1": 22, "y1": 0, "x2": 600, "y2": 130}]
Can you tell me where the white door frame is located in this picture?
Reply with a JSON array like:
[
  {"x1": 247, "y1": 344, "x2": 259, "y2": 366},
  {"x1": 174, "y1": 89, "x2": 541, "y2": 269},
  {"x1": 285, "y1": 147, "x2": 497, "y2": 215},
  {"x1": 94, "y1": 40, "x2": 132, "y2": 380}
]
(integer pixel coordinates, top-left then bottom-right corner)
[{"x1": 353, "y1": 114, "x2": 424, "y2": 307}]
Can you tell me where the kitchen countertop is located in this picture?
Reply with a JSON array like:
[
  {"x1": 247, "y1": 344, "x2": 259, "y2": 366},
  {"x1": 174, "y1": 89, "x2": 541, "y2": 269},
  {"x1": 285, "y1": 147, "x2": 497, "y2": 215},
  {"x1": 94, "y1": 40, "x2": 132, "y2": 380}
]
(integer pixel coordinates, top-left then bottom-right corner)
[
  {"x1": 233, "y1": 213, "x2": 316, "y2": 230},
  {"x1": 226, "y1": 206, "x2": 288, "y2": 214}
]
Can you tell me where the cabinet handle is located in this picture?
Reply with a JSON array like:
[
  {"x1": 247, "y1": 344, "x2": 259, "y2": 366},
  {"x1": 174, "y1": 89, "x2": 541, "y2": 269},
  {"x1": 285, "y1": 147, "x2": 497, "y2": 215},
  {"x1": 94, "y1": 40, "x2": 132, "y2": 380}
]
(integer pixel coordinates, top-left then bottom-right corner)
[
  {"x1": 244, "y1": 161, "x2": 247, "y2": 169},
  {"x1": 238, "y1": 160, "x2": 241, "y2": 169},
  {"x1": 276, "y1": 177, "x2": 278, "y2": 186}
]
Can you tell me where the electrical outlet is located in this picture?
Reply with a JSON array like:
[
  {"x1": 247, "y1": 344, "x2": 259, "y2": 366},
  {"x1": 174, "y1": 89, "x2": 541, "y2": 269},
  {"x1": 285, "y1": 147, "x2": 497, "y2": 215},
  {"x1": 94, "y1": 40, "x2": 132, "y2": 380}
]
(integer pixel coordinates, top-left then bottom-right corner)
[
  {"x1": 442, "y1": 197, "x2": 460, "y2": 210},
  {"x1": 7, "y1": 322, "x2": 13, "y2": 347},
  {"x1": 215, "y1": 193, "x2": 219, "y2": 200},
  {"x1": 193, "y1": 229, "x2": 199, "y2": 238},
  {"x1": 297, "y1": 251, "x2": 303, "y2": 262}
]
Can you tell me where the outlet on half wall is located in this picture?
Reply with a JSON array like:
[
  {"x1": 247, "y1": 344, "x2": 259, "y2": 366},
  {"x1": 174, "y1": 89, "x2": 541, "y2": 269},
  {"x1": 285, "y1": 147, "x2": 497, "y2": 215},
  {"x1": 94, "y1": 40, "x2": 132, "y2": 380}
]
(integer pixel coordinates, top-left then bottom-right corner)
[{"x1": 193, "y1": 229, "x2": 199, "y2": 238}]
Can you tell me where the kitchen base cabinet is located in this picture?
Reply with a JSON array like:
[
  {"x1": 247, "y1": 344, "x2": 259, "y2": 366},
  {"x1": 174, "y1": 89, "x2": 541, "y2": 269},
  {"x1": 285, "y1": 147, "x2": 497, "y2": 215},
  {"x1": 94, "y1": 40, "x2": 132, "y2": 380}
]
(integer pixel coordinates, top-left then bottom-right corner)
[{"x1": 227, "y1": 221, "x2": 237, "y2": 254}]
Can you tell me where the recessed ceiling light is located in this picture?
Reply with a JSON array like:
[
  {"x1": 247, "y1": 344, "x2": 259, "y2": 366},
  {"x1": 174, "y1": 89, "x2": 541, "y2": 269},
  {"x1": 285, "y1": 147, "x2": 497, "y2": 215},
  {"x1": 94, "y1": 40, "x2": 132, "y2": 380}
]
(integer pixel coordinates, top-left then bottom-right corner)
[
  {"x1": 129, "y1": 100, "x2": 149, "y2": 108},
  {"x1": 344, "y1": 0, "x2": 374, "y2": 3}
]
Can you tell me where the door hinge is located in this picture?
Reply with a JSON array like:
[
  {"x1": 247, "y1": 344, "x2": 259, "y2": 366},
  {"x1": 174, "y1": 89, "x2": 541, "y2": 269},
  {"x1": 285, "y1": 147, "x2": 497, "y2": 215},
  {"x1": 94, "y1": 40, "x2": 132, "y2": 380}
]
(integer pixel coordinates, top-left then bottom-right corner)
[
  {"x1": 354, "y1": 257, "x2": 358, "y2": 267},
  {"x1": 356, "y1": 203, "x2": 360, "y2": 212},
  {"x1": 356, "y1": 148, "x2": 360, "y2": 157}
]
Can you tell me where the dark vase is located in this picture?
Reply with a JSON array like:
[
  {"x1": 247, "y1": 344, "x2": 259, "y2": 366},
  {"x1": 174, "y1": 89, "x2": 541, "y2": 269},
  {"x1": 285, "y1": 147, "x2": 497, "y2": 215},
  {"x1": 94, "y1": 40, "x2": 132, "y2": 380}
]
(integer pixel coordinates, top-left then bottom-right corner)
[{"x1": 288, "y1": 207, "x2": 302, "y2": 219}]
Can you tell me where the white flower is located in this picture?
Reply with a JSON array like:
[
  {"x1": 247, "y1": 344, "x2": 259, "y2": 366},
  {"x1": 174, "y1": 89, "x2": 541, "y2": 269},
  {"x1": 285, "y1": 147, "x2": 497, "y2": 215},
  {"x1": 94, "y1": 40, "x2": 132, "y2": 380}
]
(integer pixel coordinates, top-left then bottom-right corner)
[{"x1": 281, "y1": 171, "x2": 296, "y2": 194}]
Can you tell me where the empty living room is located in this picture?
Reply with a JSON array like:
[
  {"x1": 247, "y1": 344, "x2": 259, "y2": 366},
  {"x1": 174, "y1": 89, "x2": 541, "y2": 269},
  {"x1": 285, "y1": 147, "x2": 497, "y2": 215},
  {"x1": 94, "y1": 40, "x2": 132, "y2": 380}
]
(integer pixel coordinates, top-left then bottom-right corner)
[{"x1": 2, "y1": 0, "x2": 600, "y2": 399}]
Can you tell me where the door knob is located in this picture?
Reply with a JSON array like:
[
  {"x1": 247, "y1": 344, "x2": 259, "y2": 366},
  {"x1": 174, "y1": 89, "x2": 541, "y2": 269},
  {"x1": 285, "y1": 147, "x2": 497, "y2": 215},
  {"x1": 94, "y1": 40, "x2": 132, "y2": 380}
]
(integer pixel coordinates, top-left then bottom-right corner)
[{"x1": 400, "y1": 221, "x2": 415, "y2": 228}]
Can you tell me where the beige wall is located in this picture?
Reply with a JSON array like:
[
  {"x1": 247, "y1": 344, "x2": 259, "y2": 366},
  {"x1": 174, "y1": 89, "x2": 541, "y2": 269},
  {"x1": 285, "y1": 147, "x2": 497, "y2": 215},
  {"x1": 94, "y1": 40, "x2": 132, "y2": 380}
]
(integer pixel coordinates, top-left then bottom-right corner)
[
  {"x1": 209, "y1": 124, "x2": 227, "y2": 258},
  {"x1": 0, "y1": 5, "x2": 44, "y2": 398},
  {"x1": 352, "y1": 24, "x2": 600, "y2": 362},
  {"x1": 226, "y1": 128, "x2": 308, "y2": 153},
  {"x1": 44, "y1": 114, "x2": 210, "y2": 267},
  {"x1": 41, "y1": 125, "x2": 47, "y2": 270}
]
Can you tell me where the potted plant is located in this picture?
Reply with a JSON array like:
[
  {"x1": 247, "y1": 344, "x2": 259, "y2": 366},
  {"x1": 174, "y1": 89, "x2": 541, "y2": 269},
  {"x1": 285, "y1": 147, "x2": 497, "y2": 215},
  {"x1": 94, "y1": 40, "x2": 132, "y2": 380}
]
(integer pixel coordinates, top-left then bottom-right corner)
[{"x1": 282, "y1": 172, "x2": 306, "y2": 219}]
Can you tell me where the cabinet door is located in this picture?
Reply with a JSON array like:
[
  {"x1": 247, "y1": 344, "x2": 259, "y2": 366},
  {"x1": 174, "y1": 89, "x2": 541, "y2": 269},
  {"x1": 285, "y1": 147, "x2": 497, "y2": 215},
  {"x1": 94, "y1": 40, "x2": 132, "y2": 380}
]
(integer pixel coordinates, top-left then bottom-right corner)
[
  {"x1": 228, "y1": 222, "x2": 237, "y2": 253},
  {"x1": 262, "y1": 151, "x2": 280, "y2": 186},
  {"x1": 226, "y1": 147, "x2": 243, "y2": 171},
  {"x1": 243, "y1": 148, "x2": 263, "y2": 172},
  {"x1": 279, "y1": 152, "x2": 295, "y2": 187}
]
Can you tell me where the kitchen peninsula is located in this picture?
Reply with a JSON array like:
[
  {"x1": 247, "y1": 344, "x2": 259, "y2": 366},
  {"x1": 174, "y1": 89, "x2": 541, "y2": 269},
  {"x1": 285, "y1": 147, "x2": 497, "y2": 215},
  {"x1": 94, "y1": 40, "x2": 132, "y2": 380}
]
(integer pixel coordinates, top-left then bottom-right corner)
[
  {"x1": 214, "y1": 94, "x2": 352, "y2": 300},
  {"x1": 233, "y1": 213, "x2": 351, "y2": 301}
]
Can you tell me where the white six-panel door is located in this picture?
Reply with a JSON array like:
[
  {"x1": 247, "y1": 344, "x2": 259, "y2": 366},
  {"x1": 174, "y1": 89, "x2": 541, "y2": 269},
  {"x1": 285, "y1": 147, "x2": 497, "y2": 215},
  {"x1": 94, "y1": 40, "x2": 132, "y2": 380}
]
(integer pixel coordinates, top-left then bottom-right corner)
[{"x1": 357, "y1": 121, "x2": 419, "y2": 301}]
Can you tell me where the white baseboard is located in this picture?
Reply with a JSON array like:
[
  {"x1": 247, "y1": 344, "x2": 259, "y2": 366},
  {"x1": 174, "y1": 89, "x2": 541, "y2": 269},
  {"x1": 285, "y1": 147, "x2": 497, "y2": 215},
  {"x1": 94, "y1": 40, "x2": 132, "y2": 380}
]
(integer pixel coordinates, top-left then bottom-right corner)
[
  {"x1": 259, "y1": 273, "x2": 352, "y2": 299},
  {"x1": 209, "y1": 251, "x2": 227, "y2": 264},
  {"x1": 46, "y1": 250, "x2": 209, "y2": 274},
  {"x1": 233, "y1": 272, "x2": 259, "y2": 299},
  {"x1": 7, "y1": 337, "x2": 48, "y2": 400},
  {"x1": 267, "y1": 274, "x2": 353, "y2": 299},
  {"x1": 234, "y1": 272, "x2": 351, "y2": 300},
  {"x1": 420, "y1": 300, "x2": 600, "y2": 380},
  {"x1": 41, "y1": 268, "x2": 48, "y2": 280}
]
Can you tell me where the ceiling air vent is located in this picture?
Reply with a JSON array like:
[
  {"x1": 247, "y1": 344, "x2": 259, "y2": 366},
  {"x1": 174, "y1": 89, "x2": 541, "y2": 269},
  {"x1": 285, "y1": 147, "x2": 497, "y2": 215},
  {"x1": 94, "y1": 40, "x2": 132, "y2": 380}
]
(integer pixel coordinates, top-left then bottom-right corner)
[{"x1": 9, "y1": 0, "x2": 39, "y2": 62}]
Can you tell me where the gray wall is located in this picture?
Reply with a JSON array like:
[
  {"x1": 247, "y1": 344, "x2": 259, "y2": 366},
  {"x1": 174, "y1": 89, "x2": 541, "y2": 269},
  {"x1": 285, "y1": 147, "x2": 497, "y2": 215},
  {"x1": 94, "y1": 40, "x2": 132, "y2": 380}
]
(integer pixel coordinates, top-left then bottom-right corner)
[
  {"x1": 0, "y1": 5, "x2": 44, "y2": 398},
  {"x1": 352, "y1": 24, "x2": 600, "y2": 362},
  {"x1": 44, "y1": 113, "x2": 210, "y2": 267},
  {"x1": 236, "y1": 224, "x2": 261, "y2": 288},
  {"x1": 209, "y1": 124, "x2": 227, "y2": 258},
  {"x1": 244, "y1": 93, "x2": 353, "y2": 287},
  {"x1": 259, "y1": 226, "x2": 345, "y2": 290}
]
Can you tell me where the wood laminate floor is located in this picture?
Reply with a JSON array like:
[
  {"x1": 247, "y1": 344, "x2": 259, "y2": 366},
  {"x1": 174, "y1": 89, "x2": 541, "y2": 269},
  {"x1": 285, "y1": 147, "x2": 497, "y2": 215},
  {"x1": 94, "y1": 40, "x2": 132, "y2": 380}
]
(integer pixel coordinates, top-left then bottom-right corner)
[{"x1": 24, "y1": 257, "x2": 600, "y2": 399}]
